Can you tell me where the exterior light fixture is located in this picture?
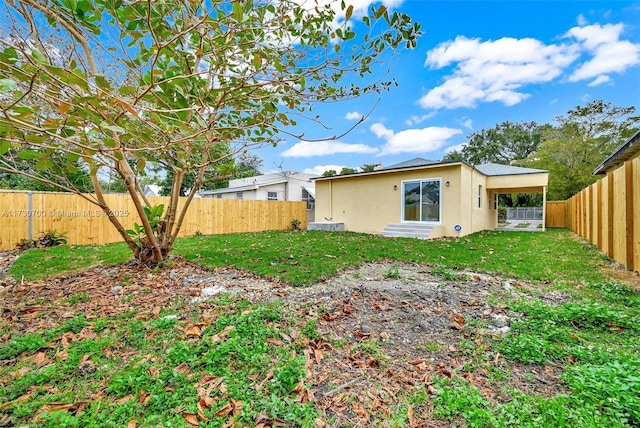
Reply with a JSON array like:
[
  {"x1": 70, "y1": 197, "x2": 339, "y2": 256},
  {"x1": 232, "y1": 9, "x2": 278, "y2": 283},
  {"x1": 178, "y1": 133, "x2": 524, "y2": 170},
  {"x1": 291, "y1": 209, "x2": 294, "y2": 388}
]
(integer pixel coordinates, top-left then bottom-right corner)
[
  {"x1": 445, "y1": 181, "x2": 450, "y2": 187},
  {"x1": 393, "y1": 185, "x2": 398, "y2": 190}
]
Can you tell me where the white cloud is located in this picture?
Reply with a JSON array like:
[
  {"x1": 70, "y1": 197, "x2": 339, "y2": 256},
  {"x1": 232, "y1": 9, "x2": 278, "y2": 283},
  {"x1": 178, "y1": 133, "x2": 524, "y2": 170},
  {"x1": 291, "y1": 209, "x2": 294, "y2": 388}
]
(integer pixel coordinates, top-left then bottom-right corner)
[
  {"x1": 445, "y1": 143, "x2": 467, "y2": 154},
  {"x1": 370, "y1": 123, "x2": 462, "y2": 156},
  {"x1": 458, "y1": 117, "x2": 473, "y2": 130},
  {"x1": 587, "y1": 75, "x2": 611, "y2": 86},
  {"x1": 419, "y1": 36, "x2": 579, "y2": 109},
  {"x1": 370, "y1": 122, "x2": 394, "y2": 139},
  {"x1": 566, "y1": 23, "x2": 640, "y2": 84},
  {"x1": 405, "y1": 112, "x2": 437, "y2": 126},
  {"x1": 345, "y1": 111, "x2": 363, "y2": 120},
  {"x1": 280, "y1": 140, "x2": 378, "y2": 158},
  {"x1": 303, "y1": 164, "x2": 347, "y2": 175},
  {"x1": 418, "y1": 21, "x2": 640, "y2": 111}
]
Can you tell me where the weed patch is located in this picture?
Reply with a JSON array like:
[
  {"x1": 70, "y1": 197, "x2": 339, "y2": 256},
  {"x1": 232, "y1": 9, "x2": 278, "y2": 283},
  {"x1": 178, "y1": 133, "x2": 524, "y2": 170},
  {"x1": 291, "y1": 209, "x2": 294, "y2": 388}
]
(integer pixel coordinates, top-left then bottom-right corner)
[{"x1": 0, "y1": 298, "x2": 317, "y2": 427}]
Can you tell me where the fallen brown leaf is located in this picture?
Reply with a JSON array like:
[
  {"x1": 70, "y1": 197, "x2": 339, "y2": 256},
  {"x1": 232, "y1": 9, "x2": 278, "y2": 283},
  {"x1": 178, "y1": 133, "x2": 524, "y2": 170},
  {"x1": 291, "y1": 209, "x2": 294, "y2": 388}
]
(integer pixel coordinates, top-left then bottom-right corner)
[
  {"x1": 197, "y1": 401, "x2": 210, "y2": 421},
  {"x1": 352, "y1": 401, "x2": 369, "y2": 421},
  {"x1": 214, "y1": 402, "x2": 233, "y2": 418},
  {"x1": 184, "y1": 324, "x2": 204, "y2": 338},
  {"x1": 33, "y1": 351, "x2": 48, "y2": 367},
  {"x1": 117, "y1": 394, "x2": 135, "y2": 405},
  {"x1": 173, "y1": 362, "x2": 191, "y2": 375},
  {"x1": 231, "y1": 398, "x2": 243, "y2": 416},
  {"x1": 182, "y1": 412, "x2": 199, "y2": 427},
  {"x1": 212, "y1": 325, "x2": 235, "y2": 342}
]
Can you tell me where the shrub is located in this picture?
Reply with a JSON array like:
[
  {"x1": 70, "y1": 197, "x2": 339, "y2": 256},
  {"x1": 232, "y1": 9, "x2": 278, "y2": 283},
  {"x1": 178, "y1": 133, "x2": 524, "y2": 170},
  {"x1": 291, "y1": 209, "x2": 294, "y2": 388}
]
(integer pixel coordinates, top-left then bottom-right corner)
[
  {"x1": 290, "y1": 218, "x2": 301, "y2": 231},
  {"x1": 16, "y1": 230, "x2": 67, "y2": 250}
]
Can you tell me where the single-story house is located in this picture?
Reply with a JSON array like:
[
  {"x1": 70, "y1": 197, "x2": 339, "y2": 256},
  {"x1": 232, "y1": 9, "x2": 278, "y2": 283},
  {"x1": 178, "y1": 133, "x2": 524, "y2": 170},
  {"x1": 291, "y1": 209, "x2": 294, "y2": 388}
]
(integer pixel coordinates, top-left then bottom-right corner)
[
  {"x1": 593, "y1": 129, "x2": 640, "y2": 175},
  {"x1": 311, "y1": 158, "x2": 549, "y2": 239},
  {"x1": 199, "y1": 171, "x2": 316, "y2": 221}
]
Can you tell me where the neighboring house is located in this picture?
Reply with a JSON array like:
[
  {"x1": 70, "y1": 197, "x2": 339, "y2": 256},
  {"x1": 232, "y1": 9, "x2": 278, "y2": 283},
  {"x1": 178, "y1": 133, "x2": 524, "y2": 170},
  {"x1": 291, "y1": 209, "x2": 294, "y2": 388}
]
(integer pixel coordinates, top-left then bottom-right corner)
[
  {"x1": 593, "y1": 129, "x2": 640, "y2": 175},
  {"x1": 199, "y1": 171, "x2": 316, "y2": 221},
  {"x1": 312, "y1": 158, "x2": 549, "y2": 239},
  {"x1": 144, "y1": 184, "x2": 162, "y2": 196}
]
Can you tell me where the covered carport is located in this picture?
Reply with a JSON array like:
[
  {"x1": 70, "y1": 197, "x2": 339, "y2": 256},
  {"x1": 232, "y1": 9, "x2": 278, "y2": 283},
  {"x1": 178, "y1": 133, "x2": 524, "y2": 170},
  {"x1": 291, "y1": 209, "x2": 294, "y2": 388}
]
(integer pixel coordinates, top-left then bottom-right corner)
[{"x1": 474, "y1": 164, "x2": 549, "y2": 232}]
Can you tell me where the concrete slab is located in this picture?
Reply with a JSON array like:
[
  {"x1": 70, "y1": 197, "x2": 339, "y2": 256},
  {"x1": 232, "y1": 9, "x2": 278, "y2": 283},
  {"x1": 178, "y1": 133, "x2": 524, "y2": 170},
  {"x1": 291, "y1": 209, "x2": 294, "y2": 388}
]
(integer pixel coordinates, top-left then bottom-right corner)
[
  {"x1": 496, "y1": 220, "x2": 544, "y2": 231},
  {"x1": 307, "y1": 222, "x2": 344, "y2": 232}
]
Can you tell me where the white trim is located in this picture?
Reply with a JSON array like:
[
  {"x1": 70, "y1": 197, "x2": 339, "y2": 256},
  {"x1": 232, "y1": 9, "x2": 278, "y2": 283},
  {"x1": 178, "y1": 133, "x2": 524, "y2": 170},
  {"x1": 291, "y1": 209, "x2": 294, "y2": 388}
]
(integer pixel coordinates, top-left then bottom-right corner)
[{"x1": 400, "y1": 178, "x2": 442, "y2": 224}]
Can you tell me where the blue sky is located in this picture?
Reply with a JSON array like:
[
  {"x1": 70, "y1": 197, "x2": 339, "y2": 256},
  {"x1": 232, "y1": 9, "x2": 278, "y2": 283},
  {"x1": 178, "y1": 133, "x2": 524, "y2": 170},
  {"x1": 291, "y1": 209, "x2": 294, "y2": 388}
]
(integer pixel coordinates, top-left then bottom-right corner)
[{"x1": 254, "y1": 0, "x2": 640, "y2": 175}]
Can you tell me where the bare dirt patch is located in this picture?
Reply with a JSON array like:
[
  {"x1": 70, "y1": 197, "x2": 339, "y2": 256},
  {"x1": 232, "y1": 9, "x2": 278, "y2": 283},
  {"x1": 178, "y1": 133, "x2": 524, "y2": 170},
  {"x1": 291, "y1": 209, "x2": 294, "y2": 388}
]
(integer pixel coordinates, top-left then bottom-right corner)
[{"x1": 1, "y1": 254, "x2": 572, "y2": 426}]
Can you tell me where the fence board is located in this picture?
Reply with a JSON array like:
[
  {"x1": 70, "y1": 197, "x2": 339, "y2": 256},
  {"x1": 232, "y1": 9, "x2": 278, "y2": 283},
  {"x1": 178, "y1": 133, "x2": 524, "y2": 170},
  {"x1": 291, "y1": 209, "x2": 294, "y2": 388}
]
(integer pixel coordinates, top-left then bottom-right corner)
[
  {"x1": 0, "y1": 191, "x2": 306, "y2": 250},
  {"x1": 634, "y1": 158, "x2": 640, "y2": 270},
  {"x1": 612, "y1": 168, "x2": 626, "y2": 263}
]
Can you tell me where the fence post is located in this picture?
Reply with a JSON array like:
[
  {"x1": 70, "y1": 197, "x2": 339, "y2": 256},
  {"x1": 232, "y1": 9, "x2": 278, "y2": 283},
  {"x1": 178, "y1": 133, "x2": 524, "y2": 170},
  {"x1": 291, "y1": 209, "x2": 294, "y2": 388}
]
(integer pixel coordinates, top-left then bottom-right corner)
[
  {"x1": 28, "y1": 191, "x2": 33, "y2": 240},
  {"x1": 625, "y1": 161, "x2": 635, "y2": 270}
]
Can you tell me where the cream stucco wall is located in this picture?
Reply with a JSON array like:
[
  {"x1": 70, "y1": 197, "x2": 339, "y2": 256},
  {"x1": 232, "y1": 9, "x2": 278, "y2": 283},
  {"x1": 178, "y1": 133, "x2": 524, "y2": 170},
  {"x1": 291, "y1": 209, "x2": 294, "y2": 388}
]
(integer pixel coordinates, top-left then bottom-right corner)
[
  {"x1": 485, "y1": 173, "x2": 548, "y2": 193},
  {"x1": 313, "y1": 163, "x2": 545, "y2": 238}
]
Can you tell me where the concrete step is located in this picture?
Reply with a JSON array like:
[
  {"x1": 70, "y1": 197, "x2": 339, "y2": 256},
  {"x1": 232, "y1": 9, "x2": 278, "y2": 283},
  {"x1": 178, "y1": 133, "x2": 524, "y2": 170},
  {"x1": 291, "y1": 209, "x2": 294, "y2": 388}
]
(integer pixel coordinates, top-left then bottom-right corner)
[{"x1": 381, "y1": 223, "x2": 433, "y2": 239}]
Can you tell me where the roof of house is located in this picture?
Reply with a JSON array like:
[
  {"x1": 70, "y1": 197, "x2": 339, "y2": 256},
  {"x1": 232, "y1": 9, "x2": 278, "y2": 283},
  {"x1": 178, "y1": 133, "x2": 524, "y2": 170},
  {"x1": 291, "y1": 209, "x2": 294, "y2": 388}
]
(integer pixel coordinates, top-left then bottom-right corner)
[
  {"x1": 474, "y1": 163, "x2": 548, "y2": 176},
  {"x1": 593, "y1": 130, "x2": 640, "y2": 175},
  {"x1": 199, "y1": 179, "x2": 288, "y2": 195},
  {"x1": 381, "y1": 158, "x2": 439, "y2": 170},
  {"x1": 314, "y1": 158, "x2": 547, "y2": 181}
]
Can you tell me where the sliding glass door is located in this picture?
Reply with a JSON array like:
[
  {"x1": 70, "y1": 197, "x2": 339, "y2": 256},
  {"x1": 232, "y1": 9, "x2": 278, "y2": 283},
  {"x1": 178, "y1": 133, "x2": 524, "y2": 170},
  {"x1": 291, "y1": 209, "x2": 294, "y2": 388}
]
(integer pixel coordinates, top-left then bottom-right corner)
[{"x1": 402, "y1": 179, "x2": 440, "y2": 223}]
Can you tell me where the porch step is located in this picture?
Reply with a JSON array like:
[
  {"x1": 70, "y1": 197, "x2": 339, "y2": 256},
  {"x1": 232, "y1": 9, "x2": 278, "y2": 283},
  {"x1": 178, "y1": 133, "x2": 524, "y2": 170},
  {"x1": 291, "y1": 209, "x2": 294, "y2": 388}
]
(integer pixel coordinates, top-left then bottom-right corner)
[{"x1": 381, "y1": 223, "x2": 433, "y2": 239}]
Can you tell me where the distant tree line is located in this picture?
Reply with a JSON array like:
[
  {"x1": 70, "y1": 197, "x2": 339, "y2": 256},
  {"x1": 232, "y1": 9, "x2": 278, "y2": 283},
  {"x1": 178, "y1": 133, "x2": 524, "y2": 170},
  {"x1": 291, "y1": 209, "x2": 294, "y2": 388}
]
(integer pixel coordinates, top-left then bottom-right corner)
[{"x1": 443, "y1": 100, "x2": 639, "y2": 203}]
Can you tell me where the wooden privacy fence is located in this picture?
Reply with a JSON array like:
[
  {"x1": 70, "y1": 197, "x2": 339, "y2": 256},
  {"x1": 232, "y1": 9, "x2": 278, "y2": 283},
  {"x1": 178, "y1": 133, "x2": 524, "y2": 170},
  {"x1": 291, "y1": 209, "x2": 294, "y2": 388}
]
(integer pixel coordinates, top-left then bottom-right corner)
[
  {"x1": 544, "y1": 201, "x2": 566, "y2": 228},
  {"x1": 544, "y1": 157, "x2": 639, "y2": 272},
  {"x1": 0, "y1": 191, "x2": 307, "y2": 250}
]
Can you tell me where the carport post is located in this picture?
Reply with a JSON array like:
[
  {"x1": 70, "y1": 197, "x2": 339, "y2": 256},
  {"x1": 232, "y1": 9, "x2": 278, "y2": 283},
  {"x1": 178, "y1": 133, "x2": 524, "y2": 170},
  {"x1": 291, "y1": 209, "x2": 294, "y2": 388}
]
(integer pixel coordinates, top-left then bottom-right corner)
[
  {"x1": 542, "y1": 186, "x2": 547, "y2": 232},
  {"x1": 28, "y1": 191, "x2": 33, "y2": 240}
]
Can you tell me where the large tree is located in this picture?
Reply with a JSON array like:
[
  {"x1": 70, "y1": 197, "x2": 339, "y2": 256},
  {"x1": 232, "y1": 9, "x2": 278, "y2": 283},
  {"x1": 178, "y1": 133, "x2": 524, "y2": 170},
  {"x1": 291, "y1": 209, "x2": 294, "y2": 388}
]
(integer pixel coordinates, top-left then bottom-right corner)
[
  {"x1": 0, "y1": 0, "x2": 420, "y2": 263},
  {"x1": 520, "y1": 101, "x2": 639, "y2": 200},
  {"x1": 443, "y1": 121, "x2": 548, "y2": 207},
  {"x1": 452, "y1": 121, "x2": 547, "y2": 165}
]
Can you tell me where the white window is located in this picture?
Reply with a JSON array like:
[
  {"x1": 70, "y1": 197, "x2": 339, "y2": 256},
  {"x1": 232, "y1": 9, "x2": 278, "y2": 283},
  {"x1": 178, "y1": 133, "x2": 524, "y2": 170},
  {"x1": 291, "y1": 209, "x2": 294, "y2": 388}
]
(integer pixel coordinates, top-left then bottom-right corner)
[
  {"x1": 478, "y1": 185, "x2": 482, "y2": 208},
  {"x1": 267, "y1": 191, "x2": 278, "y2": 200},
  {"x1": 402, "y1": 179, "x2": 440, "y2": 223},
  {"x1": 236, "y1": 192, "x2": 243, "y2": 199}
]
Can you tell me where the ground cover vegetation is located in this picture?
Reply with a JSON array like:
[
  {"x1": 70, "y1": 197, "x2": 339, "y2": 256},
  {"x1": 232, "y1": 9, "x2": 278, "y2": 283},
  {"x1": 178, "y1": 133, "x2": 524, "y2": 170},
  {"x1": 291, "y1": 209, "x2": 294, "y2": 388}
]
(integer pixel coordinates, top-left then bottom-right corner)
[
  {"x1": 0, "y1": 0, "x2": 420, "y2": 264},
  {"x1": 10, "y1": 229, "x2": 607, "y2": 284},
  {"x1": 2, "y1": 229, "x2": 639, "y2": 426}
]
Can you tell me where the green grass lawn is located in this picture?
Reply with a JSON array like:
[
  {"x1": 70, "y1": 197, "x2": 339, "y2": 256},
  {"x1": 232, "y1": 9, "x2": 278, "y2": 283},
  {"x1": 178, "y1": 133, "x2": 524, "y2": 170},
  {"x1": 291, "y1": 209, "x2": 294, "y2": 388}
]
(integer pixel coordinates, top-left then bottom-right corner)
[
  {"x1": 4, "y1": 229, "x2": 638, "y2": 427},
  {"x1": 10, "y1": 228, "x2": 610, "y2": 285}
]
